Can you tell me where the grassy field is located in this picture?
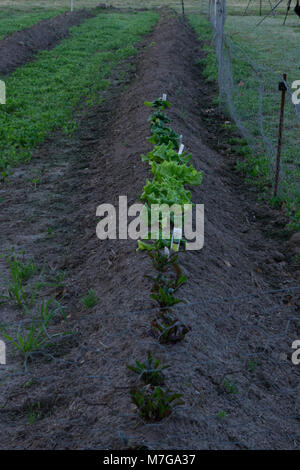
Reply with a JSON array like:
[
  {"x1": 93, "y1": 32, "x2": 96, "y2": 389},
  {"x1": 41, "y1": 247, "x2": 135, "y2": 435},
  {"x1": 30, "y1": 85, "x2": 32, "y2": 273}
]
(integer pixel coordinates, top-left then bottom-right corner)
[
  {"x1": 0, "y1": 0, "x2": 293, "y2": 15},
  {"x1": 0, "y1": 10, "x2": 158, "y2": 173},
  {"x1": 189, "y1": 5, "x2": 300, "y2": 229}
]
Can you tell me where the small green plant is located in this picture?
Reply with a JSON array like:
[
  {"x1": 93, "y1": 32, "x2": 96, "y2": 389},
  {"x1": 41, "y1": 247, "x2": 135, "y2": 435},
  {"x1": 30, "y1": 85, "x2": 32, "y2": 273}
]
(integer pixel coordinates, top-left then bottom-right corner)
[
  {"x1": 31, "y1": 169, "x2": 41, "y2": 189},
  {"x1": 24, "y1": 378, "x2": 36, "y2": 388},
  {"x1": 152, "y1": 314, "x2": 190, "y2": 344},
  {"x1": 2, "y1": 323, "x2": 53, "y2": 356},
  {"x1": 148, "y1": 126, "x2": 180, "y2": 148},
  {"x1": 151, "y1": 272, "x2": 187, "y2": 293},
  {"x1": 224, "y1": 379, "x2": 238, "y2": 394},
  {"x1": 150, "y1": 286, "x2": 182, "y2": 307},
  {"x1": 81, "y1": 289, "x2": 98, "y2": 309},
  {"x1": 180, "y1": 108, "x2": 186, "y2": 121},
  {"x1": 6, "y1": 252, "x2": 37, "y2": 282},
  {"x1": 141, "y1": 142, "x2": 192, "y2": 166},
  {"x1": 144, "y1": 98, "x2": 172, "y2": 110},
  {"x1": 148, "y1": 111, "x2": 170, "y2": 126},
  {"x1": 130, "y1": 386, "x2": 184, "y2": 422},
  {"x1": 249, "y1": 359, "x2": 258, "y2": 372},
  {"x1": 27, "y1": 402, "x2": 42, "y2": 424},
  {"x1": 1, "y1": 299, "x2": 67, "y2": 358},
  {"x1": 1, "y1": 251, "x2": 40, "y2": 310},
  {"x1": 46, "y1": 269, "x2": 66, "y2": 288},
  {"x1": 218, "y1": 410, "x2": 227, "y2": 419},
  {"x1": 7, "y1": 275, "x2": 29, "y2": 309},
  {"x1": 127, "y1": 351, "x2": 168, "y2": 385},
  {"x1": 45, "y1": 227, "x2": 54, "y2": 237}
]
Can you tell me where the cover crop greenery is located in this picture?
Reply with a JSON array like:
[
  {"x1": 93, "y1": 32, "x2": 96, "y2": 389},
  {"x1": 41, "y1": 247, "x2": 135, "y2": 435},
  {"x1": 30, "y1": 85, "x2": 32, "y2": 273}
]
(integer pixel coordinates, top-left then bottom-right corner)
[
  {"x1": 0, "y1": 9, "x2": 66, "y2": 40},
  {"x1": 0, "y1": 10, "x2": 158, "y2": 172}
]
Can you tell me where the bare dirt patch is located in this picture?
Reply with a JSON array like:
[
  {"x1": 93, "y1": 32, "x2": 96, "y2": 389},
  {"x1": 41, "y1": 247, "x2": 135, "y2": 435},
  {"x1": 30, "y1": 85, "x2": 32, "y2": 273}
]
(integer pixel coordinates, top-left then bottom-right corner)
[{"x1": 0, "y1": 10, "x2": 300, "y2": 450}]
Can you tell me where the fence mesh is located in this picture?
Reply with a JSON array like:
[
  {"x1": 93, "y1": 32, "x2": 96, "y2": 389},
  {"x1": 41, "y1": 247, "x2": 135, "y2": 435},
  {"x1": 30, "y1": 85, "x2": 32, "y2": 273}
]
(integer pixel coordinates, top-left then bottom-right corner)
[{"x1": 206, "y1": 0, "x2": 300, "y2": 214}]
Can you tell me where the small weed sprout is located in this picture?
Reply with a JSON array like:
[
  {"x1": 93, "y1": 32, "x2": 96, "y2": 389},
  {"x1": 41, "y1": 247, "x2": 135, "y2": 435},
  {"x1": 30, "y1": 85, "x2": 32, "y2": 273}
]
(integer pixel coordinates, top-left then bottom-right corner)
[
  {"x1": 81, "y1": 289, "x2": 98, "y2": 309},
  {"x1": 130, "y1": 386, "x2": 184, "y2": 422},
  {"x1": 3, "y1": 251, "x2": 37, "y2": 309},
  {"x1": 127, "y1": 351, "x2": 168, "y2": 385},
  {"x1": 249, "y1": 359, "x2": 258, "y2": 372},
  {"x1": 1, "y1": 299, "x2": 69, "y2": 360},
  {"x1": 27, "y1": 402, "x2": 42, "y2": 424},
  {"x1": 224, "y1": 379, "x2": 238, "y2": 394}
]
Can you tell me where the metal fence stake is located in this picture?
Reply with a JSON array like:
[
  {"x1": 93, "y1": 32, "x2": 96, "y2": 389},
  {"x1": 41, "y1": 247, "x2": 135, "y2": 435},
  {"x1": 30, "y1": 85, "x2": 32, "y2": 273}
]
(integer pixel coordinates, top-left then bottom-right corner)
[{"x1": 274, "y1": 73, "x2": 287, "y2": 197}]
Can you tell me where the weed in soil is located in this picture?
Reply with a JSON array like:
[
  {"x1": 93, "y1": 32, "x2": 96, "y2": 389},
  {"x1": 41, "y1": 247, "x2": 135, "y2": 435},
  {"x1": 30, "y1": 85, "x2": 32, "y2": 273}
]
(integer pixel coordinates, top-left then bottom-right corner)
[
  {"x1": 81, "y1": 289, "x2": 98, "y2": 309},
  {"x1": 130, "y1": 385, "x2": 184, "y2": 422},
  {"x1": 127, "y1": 350, "x2": 168, "y2": 386}
]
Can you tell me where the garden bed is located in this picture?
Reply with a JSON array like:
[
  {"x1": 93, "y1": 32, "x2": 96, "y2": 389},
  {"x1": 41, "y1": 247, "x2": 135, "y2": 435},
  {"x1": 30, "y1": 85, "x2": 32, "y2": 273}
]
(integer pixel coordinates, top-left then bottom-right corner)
[{"x1": 0, "y1": 10, "x2": 300, "y2": 450}]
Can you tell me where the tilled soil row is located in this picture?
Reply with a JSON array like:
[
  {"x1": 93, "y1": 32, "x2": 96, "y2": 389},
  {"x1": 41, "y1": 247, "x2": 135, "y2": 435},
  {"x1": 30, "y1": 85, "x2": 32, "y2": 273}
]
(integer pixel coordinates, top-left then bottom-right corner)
[{"x1": 0, "y1": 11, "x2": 300, "y2": 449}]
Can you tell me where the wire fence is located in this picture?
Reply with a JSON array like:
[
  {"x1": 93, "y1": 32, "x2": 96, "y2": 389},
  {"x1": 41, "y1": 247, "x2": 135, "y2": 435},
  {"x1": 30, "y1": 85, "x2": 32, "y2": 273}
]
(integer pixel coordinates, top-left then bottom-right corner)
[{"x1": 204, "y1": 0, "x2": 300, "y2": 213}]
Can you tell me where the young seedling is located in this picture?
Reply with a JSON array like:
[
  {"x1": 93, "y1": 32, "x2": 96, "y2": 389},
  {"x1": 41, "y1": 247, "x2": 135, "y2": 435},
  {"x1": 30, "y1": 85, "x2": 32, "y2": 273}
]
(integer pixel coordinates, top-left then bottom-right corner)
[
  {"x1": 27, "y1": 402, "x2": 42, "y2": 424},
  {"x1": 148, "y1": 126, "x2": 180, "y2": 149},
  {"x1": 2, "y1": 250, "x2": 38, "y2": 309},
  {"x1": 152, "y1": 314, "x2": 190, "y2": 344},
  {"x1": 46, "y1": 269, "x2": 66, "y2": 289},
  {"x1": 224, "y1": 379, "x2": 238, "y2": 394},
  {"x1": 127, "y1": 351, "x2": 168, "y2": 385},
  {"x1": 1, "y1": 299, "x2": 69, "y2": 359},
  {"x1": 148, "y1": 111, "x2": 170, "y2": 125},
  {"x1": 130, "y1": 386, "x2": 184, "y2": 422},
  {"x1": 151, "y1": 272, "x2": 187, "y2": 294},
  {"x1": 6, "y1": 251, "x2": 37, "y2": 282},
  {"x1": 249, "y1": 359, "x2": 258, "y2": 372},
  {"x1": 150, "y1": 286, "x2": 182, "y2": 308},
  {"x1": 217, "y1": 410, "x2": 227, "y2": 419},
  {"x1": 2, "y1": 322, "x2": 55, "y2": 357},
  {"x1": 141, "y1": 142, "x2": 192, "y2": 165},
  {"x1": 144, "y1": 98, "x2": 172, "y2": 110},
  {"x1": 45, "y1": 227, "x2": 54, "y2": 238},
  {"x1": 81, "y1": 289, "x2": 98, "y2": 309},
  {"x1": 7, "y1": 276, "x2": 29, "y2": 309}
]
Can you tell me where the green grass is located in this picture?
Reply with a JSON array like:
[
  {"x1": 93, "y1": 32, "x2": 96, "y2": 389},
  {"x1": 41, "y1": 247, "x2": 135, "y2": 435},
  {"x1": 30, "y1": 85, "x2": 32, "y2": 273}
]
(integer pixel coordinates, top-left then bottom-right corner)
[
  {"x1": 189, "y1": 12, "x2": 300, "y2": 230},
  {"x1": 0, "y1": 9, "x2": 66, "y2": 40},
  {"x1": 189, "y1": 15, "x2": 218, "y2": 82},
  {"x1": 81, "y1": 289, "x2": 98, "y2": 309},
  {"x1": 0, "y1": 0, "x2": 292, "y2": 16},
  {"x1": 0, "y1": 10, "x2": 158, "y2": 172}
]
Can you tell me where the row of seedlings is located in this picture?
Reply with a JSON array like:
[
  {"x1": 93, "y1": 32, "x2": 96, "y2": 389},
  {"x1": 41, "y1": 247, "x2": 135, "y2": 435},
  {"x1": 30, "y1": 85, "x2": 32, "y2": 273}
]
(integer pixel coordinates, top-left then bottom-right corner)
[{"x1": 127, "y1": 95, "x2": 203, "y2": 423}]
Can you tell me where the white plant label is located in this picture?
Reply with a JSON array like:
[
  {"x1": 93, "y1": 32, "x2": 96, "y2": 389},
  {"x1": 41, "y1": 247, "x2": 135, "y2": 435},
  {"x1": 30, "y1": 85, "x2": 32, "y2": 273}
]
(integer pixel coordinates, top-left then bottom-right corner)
[
  {"x1": 0, "y1": 341, "x2": 6, "y2": 365},
  {"x1": 178, "y1": 143, "x2": 184, "y2": 155},
  {"x1": 164, "y1": 247, "x2": 170, "y2": 257},
  {"x1": 292, "y1": 340, "x2": 300, "y2": 365},
  {"x1": 162, "y1": 93, "x2": 167, "y2": 101},
  {"x1": 0, "y1": 80, "x2": 5, "y2": 104}
]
